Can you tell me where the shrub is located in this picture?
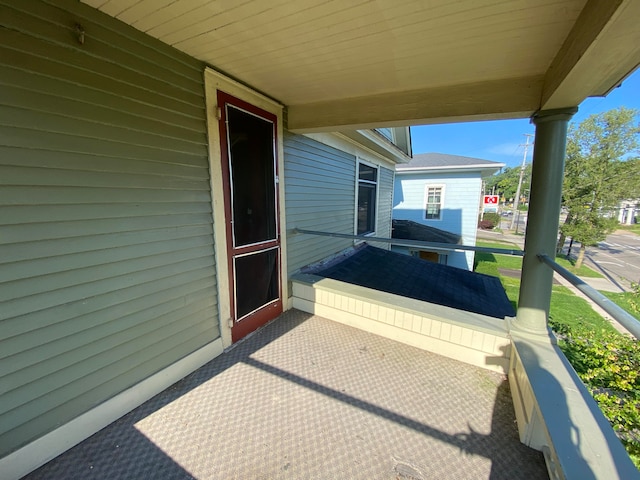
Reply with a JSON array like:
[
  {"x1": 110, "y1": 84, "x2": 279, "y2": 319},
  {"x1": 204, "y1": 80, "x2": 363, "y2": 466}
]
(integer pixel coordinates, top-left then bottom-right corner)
[
  {"x1": 550, "y1": 321, "x2": 640, "y2": 467},
  {"x1": 478, "y1": 220, "x2": 493, "y2": 230},
  {"x1": 479, "y1": 212, "x2": 500, "y2": 229},
  {"x1": 628, "y1": 282, "x2": 640, "y2": 314}
]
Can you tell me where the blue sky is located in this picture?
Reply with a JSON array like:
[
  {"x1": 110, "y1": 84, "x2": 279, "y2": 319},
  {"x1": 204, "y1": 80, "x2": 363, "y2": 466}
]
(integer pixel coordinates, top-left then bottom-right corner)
[{"x1": 410, "y1": 69, "x2": 640, "y2": 169}]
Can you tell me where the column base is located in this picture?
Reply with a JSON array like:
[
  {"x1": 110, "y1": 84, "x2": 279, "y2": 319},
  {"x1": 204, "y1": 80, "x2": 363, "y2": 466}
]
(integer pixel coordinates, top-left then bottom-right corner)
[{"x1": 507, "y1": 315, "x2": 557, "y2": 344}]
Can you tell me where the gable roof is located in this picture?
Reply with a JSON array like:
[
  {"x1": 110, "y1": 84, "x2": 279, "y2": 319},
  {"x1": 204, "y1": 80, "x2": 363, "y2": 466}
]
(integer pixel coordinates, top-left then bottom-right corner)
[{"x1": 396, "y1": 152, "x2": 504, "y2": 176}]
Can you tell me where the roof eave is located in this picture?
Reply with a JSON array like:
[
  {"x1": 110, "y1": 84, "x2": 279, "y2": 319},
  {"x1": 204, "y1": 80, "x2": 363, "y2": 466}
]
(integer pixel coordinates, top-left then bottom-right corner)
[{"x1": 397, "y1": 163, "x2": 505, "y2": 174}]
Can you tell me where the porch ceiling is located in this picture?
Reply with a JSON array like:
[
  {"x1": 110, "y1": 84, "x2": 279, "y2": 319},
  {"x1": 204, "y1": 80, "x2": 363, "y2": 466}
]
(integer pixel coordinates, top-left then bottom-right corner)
[{"x1": 83, "y1": 0, "x2": 640, "y2": 131}]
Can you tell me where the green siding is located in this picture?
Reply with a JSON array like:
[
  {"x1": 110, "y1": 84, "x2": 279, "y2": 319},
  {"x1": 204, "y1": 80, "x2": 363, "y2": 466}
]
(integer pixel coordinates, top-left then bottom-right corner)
[
  {"x1": 0, "y1": 0, "x2": 218, "y2": 458},
  {"x1": 284, "y1": 132, "x2": 356, "y2": 274}
]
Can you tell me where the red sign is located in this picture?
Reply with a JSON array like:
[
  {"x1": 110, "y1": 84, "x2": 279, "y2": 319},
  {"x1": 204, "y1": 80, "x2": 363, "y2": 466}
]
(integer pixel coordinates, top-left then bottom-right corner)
[{"x1": 483, "y1": 195, "x2": 499, "y2": 205}]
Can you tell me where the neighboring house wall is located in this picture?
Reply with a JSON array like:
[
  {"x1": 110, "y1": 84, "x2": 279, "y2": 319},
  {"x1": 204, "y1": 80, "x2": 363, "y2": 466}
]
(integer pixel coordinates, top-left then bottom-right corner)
[
  {"x1": 284, "y1": 131, "x2": 356, "y2": 274},
  {"x1": 0, "y1": 1, "x2": 219, "y2": 460},
  {"x1": 286, "y1": 132, "x2": 396, "y2": 276},
  {"x1": 393, "y1": 172, "x2": 482, "y2": 270},
  {"x1": 617, "y1": 200, "x2": 638, "y2": 225},
  {"x1": 285, "y1": 131, "x2": 397, "y2": 275}
]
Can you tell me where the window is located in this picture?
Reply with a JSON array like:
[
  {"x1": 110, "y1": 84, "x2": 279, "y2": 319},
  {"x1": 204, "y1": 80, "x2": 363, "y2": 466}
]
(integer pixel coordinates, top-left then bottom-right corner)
[
  {"x1": 424, "y1": 185, "x2": 444, "y2": 220},
  {"x1": 357, "y1": 162, "x2": 378, "y2": 235}
]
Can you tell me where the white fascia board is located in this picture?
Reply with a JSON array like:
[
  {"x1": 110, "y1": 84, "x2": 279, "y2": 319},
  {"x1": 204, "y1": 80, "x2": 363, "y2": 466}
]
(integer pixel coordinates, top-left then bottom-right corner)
[
  {"x1": 341, "y1": 129, "x2": 412, "y2": 164},
  {"x1": 397, "y1": 163, "x2": 505, "y2": 174}
]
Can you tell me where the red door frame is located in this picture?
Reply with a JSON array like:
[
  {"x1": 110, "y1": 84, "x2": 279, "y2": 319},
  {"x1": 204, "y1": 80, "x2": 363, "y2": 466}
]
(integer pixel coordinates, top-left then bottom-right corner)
[{"x1": 217, "y1": 91, "x2": 282, "y2": 342}]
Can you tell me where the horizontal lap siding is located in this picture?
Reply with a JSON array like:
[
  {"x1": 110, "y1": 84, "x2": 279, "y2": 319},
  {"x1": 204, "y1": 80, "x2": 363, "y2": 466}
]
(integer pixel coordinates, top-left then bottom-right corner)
[
  {"x1": 393, "y1": 172, "x2": 481, "y2": 269},
  {"x1": 284, "y1": 132, "x2": 356, "y2": 274},
  {"x1": 0, "y1": 0, "x2": 218, "y2": 457},
  {"x1": 394, "y1": 173, "x2": 480, "y2": 240}
]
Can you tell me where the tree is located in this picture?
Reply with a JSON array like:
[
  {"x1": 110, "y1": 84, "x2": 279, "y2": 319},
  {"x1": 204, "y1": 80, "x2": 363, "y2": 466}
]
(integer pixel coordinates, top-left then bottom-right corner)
[
  {"x1": 559, "y1": 107, "x2": 640, "y2": 268},
  {"x1": 485, "y1": 163, "x2": 532, "y2": 203}
]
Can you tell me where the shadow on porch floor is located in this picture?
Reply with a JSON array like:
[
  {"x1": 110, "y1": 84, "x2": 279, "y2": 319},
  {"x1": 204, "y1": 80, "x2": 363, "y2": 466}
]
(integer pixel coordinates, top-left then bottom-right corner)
[{"x1": 24, "y1": 310, "x2": 547, "y2": 479}]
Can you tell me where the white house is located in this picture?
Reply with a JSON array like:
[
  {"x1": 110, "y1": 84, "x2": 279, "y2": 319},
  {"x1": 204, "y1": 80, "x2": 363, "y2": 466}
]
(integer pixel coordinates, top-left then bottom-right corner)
[
  {"x1": 392, "y1": 153, "x2": 504, "y2": 270},
  {"x1": 618, "y1": 199, "x2": 638, "y2": 225}
]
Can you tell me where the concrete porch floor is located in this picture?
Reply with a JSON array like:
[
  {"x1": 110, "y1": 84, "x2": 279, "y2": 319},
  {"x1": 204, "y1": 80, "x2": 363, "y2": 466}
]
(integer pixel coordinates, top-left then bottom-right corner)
[{"x1": 24, "y1": 310, "x2": 547, "y2": 479}]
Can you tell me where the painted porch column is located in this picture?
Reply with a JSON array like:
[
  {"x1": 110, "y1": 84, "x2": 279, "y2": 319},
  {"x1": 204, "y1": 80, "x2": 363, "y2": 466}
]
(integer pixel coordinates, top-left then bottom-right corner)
[{"x1": 513, "y1": 107, "x2": 577, "y2": 334}]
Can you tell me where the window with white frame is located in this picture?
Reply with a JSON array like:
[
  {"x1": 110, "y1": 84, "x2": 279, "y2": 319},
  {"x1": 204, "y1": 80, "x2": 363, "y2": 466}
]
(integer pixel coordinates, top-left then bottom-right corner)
[
  {"x1": 424, "y1": 185, "x2": 444, "y2": 220},
  {"x1": 357, "y1": 162, "x2": 378, "y2": 235}
]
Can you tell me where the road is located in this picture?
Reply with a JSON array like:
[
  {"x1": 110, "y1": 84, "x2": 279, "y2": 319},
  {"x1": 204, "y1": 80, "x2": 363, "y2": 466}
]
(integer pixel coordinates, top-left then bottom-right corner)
[
  {"x1": 478, "y1": 224, "x2": 638, "y2": 334},
  {"x1": 498, "y1": 212, "x2": 527, "y2": 233},
  {"x1": 497, "y1": 212, "x2": 639, "y2": 292},
  {"x1": 583, "y1": 231, "x2": 640, "y2": 292}
]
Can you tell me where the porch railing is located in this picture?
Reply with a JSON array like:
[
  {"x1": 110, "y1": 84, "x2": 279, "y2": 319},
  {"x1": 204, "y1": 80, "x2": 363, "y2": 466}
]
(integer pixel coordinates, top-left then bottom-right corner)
[
  {"x1": 538, "y1": 254, "x2": 640, "y2": 339},
  {"x1": 293, "y1": 228, "x2": 640, "y2": 339},
  {"x1": 292, "y1": 228, "x2": 524, "y2": 256}
]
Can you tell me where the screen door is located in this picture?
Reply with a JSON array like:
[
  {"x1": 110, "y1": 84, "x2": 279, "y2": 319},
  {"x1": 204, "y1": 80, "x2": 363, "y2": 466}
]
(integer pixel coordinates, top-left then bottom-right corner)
[{"x1": 218, "y1": 92, "x2": 282, "y2": 342}]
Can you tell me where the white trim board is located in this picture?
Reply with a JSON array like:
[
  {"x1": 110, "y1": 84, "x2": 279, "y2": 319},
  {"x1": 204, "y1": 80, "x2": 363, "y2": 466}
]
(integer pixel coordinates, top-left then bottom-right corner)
[
  {"x1": 204, "y1": 67, "x2": 288, "y2": 348},
  {"x1": 304, "y1": 132, "x2": 397, "y2": 168}
]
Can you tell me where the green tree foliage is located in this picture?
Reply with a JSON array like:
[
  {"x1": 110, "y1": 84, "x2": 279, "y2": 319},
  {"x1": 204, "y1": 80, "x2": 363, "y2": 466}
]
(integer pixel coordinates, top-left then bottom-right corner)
[
  {"x1": 559, "y1": 107, "x2": 640, "y2": 268},
  {"x1": 550, "y1": 321, "x2": 640, "y2": 467},
  {"x1": 485, "y1": 163, "x2": 532, "y2": 202},
  {"x1": 629, "y1": 282, "x2": 640, "y2": 315}
]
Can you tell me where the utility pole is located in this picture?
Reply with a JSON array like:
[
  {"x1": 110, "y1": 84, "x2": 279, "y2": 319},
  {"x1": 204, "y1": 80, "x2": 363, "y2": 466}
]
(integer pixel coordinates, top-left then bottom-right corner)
[{"x1": 510, "y1": 134, "x2": 534, "y2": 231}]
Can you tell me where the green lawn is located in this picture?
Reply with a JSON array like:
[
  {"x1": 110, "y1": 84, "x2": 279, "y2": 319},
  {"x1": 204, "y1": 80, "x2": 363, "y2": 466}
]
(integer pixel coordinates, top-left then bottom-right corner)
[
  {"x1": 475, "y1": 241, "x2": 523, "y2": 274},
  {"x1": 549, "y1": 286, "x2": 618, "y2": 336},
  {"x1": 475, "y1": 241, "x2": 616, "y2": 337},
  {"x1": 602, "y1": 291, "x2": 640, "y2": 320},
  {"x1": 476, "y1": 240, "x2": 522, "y2": 251},
  {"x1": 476, "y1": 241, "x2": 603, "y2": 278},
  {"x1": 553, "y1": 255, "x2": 604, "y2": 278},
  {"x1": 617, "y1": 224, "x2": 640, "y2": 236}
]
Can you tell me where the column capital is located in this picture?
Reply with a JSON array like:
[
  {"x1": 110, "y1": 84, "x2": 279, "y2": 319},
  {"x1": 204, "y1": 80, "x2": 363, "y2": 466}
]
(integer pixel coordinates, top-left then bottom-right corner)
[{"x1": 531, "y1": 107, "x2": 578, "y2": 125}]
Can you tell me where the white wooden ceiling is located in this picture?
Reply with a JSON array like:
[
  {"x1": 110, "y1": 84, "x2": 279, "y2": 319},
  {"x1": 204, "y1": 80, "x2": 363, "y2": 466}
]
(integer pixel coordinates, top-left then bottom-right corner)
[{"x1": 83, "y1": 0, "x2": 640, "y2": 132}]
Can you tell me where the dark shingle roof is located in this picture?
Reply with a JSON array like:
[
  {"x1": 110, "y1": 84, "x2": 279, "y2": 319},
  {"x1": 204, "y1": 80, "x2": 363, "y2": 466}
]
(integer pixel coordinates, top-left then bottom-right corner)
[
  {"x1": 311, "y1": 245, "x2": 515, "y2": 319},
  {"x1": 396, "y1": 152, "x2": 503, "y2": 171},
  {"x1": 392, "y1": 219, "x2": 461, "y2": 244}
]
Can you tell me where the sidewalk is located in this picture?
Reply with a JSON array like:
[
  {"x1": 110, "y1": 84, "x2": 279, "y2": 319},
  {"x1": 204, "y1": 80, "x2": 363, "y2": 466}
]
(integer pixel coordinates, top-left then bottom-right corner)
[
  {"x1": 475, "y1": 228, "x2": 632, "y2": 335},
  {"x1": 476, "y1": 228, "x2": 524, "y2": 250}
]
